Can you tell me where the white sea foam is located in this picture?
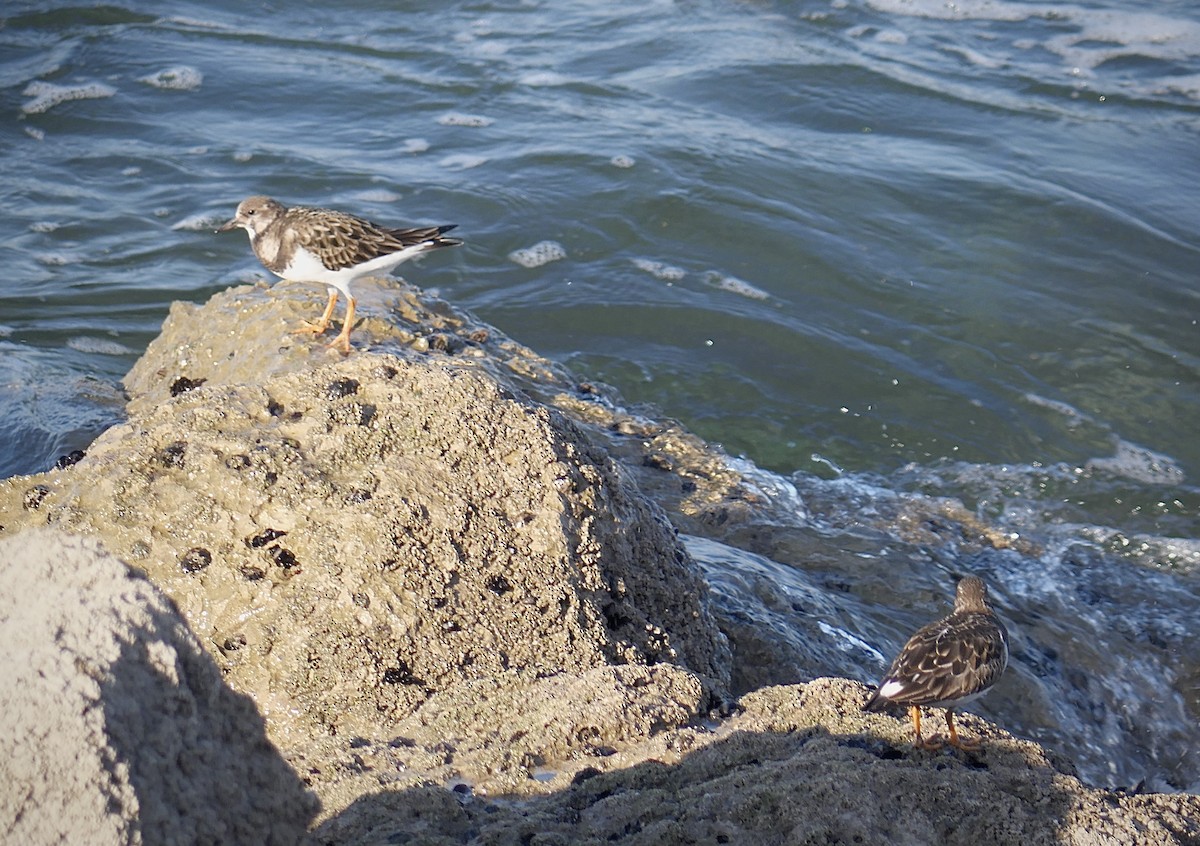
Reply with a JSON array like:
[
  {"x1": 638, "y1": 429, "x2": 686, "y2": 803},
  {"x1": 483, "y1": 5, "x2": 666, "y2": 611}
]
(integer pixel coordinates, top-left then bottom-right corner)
[
  {"x1": 1085, "y1": 440, "x2": 1185, "y2": 486},
  {"x1": 21, "y1": 80, "x2": 117, "y2": 115},
  {"x1": 137, "y1": 65, "x2": 203, "y2": 91},
  {"x1": 401, "y1": 138, "x2": 430, "y2": 154},
  {"x1": 0, "y1": 325, "x2": 13, "y2": 338},
  {"x1": 519, "y1": 71, "x2": 571, "y2": 87},
  {"x1": 702, "y1": 271, "x2": 770, "y2": 300},
  {"x1": 24, "y1": 127, "x2": 45, "y2": 141},
  {"x1": 438, "y1": 112, "x2": 494, "y2": 127},
  {"x1": 631, "y1": 258, "x2": 685, "y2": 281},
  {"x1": 438, "y1": 153, "x2": 488, "y2": 170},
  {"x1": 67, "y1": 337, "x2": 135, "y2": 356},
  {"x1": 355, "y1": 189, "x2": 402, "y2": 204},
  {"x1": 171, "y1": 212, "x2": 224, "y2": 231},
  {"x1": 1022, "y1": 393, "x2": 1094, "y2": 429},
  {"x1": 610, "y1": 154, "x2": 636, "y2": 168},
  {"x1": 508, "y1": 241, "x2": 566, "y2": 268},
  {"x1": 866, "y1": 0, "x2": 1200, "y2": 79}
]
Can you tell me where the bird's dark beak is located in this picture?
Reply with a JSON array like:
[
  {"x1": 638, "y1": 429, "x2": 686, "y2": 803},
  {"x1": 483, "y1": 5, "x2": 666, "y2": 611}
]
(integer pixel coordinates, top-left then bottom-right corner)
[{"x1": 216, "y1": 217, "x2": 239, "y2": 234}]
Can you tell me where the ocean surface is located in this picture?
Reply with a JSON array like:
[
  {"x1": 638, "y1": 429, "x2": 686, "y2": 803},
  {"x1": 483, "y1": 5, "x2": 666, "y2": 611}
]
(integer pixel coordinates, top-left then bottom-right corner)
[{"x1": 2, "y1": 0, "x2": 1198, "y2": 792}]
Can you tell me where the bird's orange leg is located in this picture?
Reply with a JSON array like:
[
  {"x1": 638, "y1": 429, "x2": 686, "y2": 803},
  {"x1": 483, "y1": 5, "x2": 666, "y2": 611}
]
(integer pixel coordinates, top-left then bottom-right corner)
[
  {"x1": 327, "y1": 295, "x2": 356, "y2": 354},
  {"x1": 292, "y1": 289, "x2": 339, "y2": 336},
  {"x1": 944, "y1": 711, "x2": 981, "y2": 751},
  {"x1": 911, "y1": 706, "x2": 944, "y2": 750}
]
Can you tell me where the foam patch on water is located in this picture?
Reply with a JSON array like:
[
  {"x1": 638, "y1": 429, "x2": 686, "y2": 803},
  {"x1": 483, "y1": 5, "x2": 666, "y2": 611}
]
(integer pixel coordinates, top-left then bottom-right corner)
[
  {"x1": 1022, "y1": 393, "x2": 1094, "y2": 429},
  {"x1": 438, "y1": 112, "x2": 494, "y2": 127},
  {"x1": 508, "y1": 241, "x2": 566, "y2": 268},
  {"x1": 22, "y1": 80, "x2": 117, "y2": 115},
  {"x1": 439, "y1": 153, "x2": 488, "y2": 170},
  {"x1": 137, "y1": 66, "x2": 203, "y2": 91},
  {"x1": 632, "y1": 258, "x2": 686, "y2": 281},
  {"x1": 702, "y1": 271, "x2": 770, "y2": 300},
  {"x1": 0, "y1": 326, "x2": 13, "y2": 338},
  {"x1": 865, "y1": 0, "x2": 1200, "y2": 84},
  {"x1": 610, "y1": 155, "x2": 636, "y2": 168},
  {"x1": 172, "y1": 211, "x2": 226, "y2": 231},
  {"x1": 352, "y1": 188, "x2": 402, "y2": 204},
  {"x1": 401, "y1": 138, "x2": 430, "y2": 154},
  {"x1": 1085, "y1": 440, "x2": 1185, "y2": 486},
  {"x1": 67, "y1": 337, "x2": 135, "y2": 356},
  {"x1": 519, "y1": 71, "x2": 572, "y2": 87}
]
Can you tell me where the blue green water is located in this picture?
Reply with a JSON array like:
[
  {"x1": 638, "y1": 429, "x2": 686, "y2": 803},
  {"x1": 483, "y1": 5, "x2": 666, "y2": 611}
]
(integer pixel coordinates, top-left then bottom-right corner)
[{"x1": 2, "y1": 0, "x2": 1198, "y2": 791}]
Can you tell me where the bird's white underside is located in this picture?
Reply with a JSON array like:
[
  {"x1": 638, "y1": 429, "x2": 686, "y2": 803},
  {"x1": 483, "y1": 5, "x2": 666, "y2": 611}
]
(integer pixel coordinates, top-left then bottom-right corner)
[{"x1": 247, "y1": 231, "x2": 433, "y2": 299}]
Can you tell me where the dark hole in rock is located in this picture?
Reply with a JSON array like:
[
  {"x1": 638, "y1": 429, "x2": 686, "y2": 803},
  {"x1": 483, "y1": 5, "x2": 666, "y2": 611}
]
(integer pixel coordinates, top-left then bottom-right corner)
[
  {"x1": 225, "y1": 453, "x2": 251, "y2": 470},
  {"x1": 381, "y1": 662, "x2": 425, "y2": 687},
  {"x1": 240, "y1": 565, "x2": 266, "y2": 581},
  {"x1": 156, "y1": 441, "x2": 187, "y2": 468},
  {"x1": 169, "y1": 376, "x2": 206, "y2": 396},
  {"x1": 485, "y1": 574, "x2": 513, "y2": 595},
  {"x1": 180, "y1": 547, "x2": 212, "y2": 573},
  {"x1": 53, "y1": 449, "x2": 86, "y2": 469},
  {"x1": 324, "y1": 378, "x2": 360, "y2": 399},
  {"x1": 222, "y1": 634, "x2": 247, "y2": 651},
  {"x1": 268, "y1": 545, "x2": 298, "y2": 568},
  {"x1": 248, "y1": 527, "x2": 287, "y2": 548}
]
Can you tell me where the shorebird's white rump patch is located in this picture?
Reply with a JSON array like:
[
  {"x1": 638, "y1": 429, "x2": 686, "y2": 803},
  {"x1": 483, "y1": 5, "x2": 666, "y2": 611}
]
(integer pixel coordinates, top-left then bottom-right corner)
[{"x1": 879, "y1": 680, "x2": 906, "y2": 699}]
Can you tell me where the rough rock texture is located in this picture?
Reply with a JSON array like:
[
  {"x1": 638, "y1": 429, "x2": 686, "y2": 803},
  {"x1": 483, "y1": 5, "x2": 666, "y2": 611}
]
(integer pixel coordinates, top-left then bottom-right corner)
[
  {"x1": 0, "y1": 529, "x2": 316, "y2": 845},
  {"x1": 0, "y1": 282, "x2": 730, "y2": 746},
  {"x1": 309, "y1": 678, "x2": 1200, "y2": 845},
  {"x1": 1, "y1": 279, "x2": 1196, "y2": 843}
]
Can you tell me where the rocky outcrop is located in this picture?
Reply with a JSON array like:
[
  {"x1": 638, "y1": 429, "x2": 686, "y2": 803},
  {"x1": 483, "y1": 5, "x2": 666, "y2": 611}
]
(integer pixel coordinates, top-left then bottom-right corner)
[
  {"x1": 0, "y1": 279, "x2": 730, "y2": 748},
  {"x1": 1, "y1": 278, "x2": 1196, "y2": 844}
]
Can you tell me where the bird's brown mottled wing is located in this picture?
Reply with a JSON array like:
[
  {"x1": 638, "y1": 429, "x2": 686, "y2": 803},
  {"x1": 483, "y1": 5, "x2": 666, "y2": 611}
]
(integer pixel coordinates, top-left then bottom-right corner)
[
  {"x1": 875, "y1": 611, "x2": 1008, "y2": 706},
  {"x1": 287, "y1": 207, "x2": 455, "y2": 271}
]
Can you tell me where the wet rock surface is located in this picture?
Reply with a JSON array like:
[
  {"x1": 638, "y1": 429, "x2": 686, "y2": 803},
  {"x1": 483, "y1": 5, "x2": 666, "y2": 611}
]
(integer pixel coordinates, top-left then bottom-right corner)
[{"x1": 1, "y1": 278, "x2": 1196, "y2": 843}]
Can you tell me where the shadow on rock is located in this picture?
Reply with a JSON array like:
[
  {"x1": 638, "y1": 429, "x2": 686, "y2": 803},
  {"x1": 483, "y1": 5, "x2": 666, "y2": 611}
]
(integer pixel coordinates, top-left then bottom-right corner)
[
  {"x1": 0, "y1": 529, "x2": 317, "y2": 845},
  {"x1": 309, "y1": 706, "x2": 1200, "y2": 846}
]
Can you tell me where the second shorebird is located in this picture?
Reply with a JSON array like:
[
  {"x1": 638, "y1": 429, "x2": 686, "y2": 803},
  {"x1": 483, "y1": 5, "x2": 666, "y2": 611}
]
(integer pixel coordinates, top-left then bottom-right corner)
[
  {"x1": 218, "y1": 196, "x2": 462, "y2": 353},
  {"x1": 863, "y1": 575, "x2": 1009, "y2": 750}
]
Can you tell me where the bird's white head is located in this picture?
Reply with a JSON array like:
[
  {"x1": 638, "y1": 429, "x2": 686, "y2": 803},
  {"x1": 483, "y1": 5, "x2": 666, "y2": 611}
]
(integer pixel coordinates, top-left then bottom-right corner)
[{"x1": 216, "y1": 195, "x2": 285, "y2": 239}]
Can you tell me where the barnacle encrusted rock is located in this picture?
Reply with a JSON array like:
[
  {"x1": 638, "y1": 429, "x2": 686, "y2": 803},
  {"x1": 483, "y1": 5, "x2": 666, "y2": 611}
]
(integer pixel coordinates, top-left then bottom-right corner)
[{"x1": 0, "y1": 280, "x2": 731, "y2": 745}]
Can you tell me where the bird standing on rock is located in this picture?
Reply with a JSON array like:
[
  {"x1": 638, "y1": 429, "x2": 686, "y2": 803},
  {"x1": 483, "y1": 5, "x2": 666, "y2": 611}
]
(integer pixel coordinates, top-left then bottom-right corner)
[
  {"x1": 218, "y1": 196, "x2": 462, "y2": 354},
  {"x1": 863, "y1": 575, "x2": 1009, "y2": 750}
]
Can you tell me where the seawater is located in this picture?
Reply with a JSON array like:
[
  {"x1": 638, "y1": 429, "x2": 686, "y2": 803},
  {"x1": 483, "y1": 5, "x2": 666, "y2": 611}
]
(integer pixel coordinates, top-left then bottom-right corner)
[{"x1": 1, "y1": 0, "x2": 1197, "y2": 791}]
